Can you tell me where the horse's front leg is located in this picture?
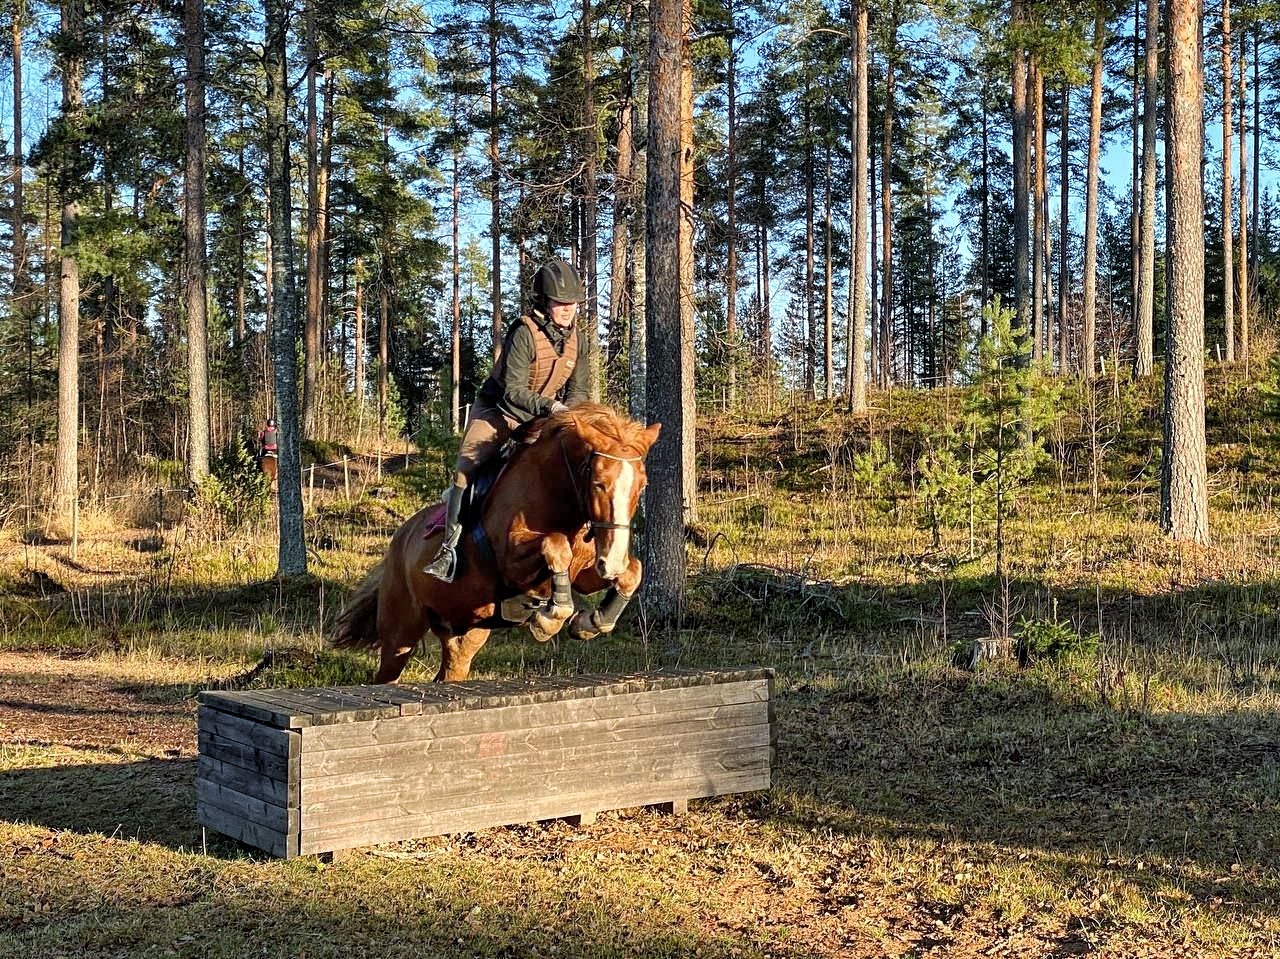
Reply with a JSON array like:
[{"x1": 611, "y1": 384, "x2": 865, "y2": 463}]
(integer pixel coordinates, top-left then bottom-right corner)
[
  {"x1": 568, "y1": 555, "x2": 643, "y2": 641},
  {"x1": 529, "y1": 533, "x2": 576, "y2": 642}
]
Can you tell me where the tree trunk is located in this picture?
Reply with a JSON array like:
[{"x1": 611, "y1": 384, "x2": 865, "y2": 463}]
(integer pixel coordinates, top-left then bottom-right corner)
[
  {"x1": 185, "y1": 0, "x2": 210, "y2": 482},
  {"x1": 1238, "y1": 30, "x2": 1249, "y2": 371},
  {"x1": 379, "y1": 246, "x2": 390, "y2": 430},
  {"x1": 880, "y1": 11, "x2": 897, "y2": 386},
  {"x1": 1222, "y1": 0, "x2": 1234, "y2": 362},
  {"x1": 1032, "y1": 58, "x2": 1044, "y2": 361},
  {"x1": 980, "y1": 82, "x2": 989, "y2": 335},
  {"x1": 53, "y1": 0, "x2": 84, "y2": 526},
  {"x1": 1130, "y1": 1, "x2": 1140, "y2": 356},
  {"x1": 1059, "y1": 80, "x2": 1070, "y2": 372},
  {"x1": 1136, "y1": 0, "x2": 1157, "y2": 375},
  {"x1": 489, "y1": 0, "x2": 502, "y2": 361},
  {"x1": 12, "y1": 0, "x2": 28, "y2": 408},
  {"x1": 265, "y1": 0, "x2": 306, "y2": 574},
  {"x1": 1251, "y1": 24, "x2": 1259, "y2": 290},
  {"x1": 869, "y1": 132, "x2": 879, "y2": 381},
  {"x1": 1160, "y1": 0, "x2": 1209, "y2": 544},
  {"x1": 1082, "y1": 7, "x2": 1106, "y2": 377},
  {"x1": 235, "y1": 148, "x2": 247, "y2": 347},
  {"x1": 823, "y1": 141, "x2": 834, "y2": 399},
  {"x1": 628, "y1": 22, "x2": 647, "y2": 422},
  {"x1": 725, "y1": 6, "x2": 738, "y2": 407},
  {"x1": 644, "y1": 0, "x2": 689, "y2": 624},
  {"x1": 607, "y1": 0, "x2": 635, "y2": 403},
  {"x1": 803, "y1": 79, "x2": 816, "y2": 399},
  {"x1": 848, "y1": 0, "x2": 868, "y2": 411},
  {"x1": 353, "y1": 256, "x2": 365, "y2": 411},
  {"x1": 679, "y1": 0, "x2": 696, "y2": 521},
  {"x1": 761, "y1": 220, "x2": 772, "y2": 381},
  {"x1": 1011, "y1": 0, "x2": 1029, "y2": 333},
  {"x1": 582, "y1": 0, "x2": 600, "y2": 399},
  {"x1": 451, "y1": 148, "x2": 462, "y2": 433},
  {"x1": 302, "y1": 2, "x2": 320, "y2": 436},
  {"x1": 320, "y1": 68, "x2": 334, "y2": 359}
]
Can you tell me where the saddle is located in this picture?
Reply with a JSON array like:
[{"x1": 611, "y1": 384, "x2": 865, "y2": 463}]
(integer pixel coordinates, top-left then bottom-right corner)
[{"x1": 422, "y1": 452, "x2": 507, "y2": 541}]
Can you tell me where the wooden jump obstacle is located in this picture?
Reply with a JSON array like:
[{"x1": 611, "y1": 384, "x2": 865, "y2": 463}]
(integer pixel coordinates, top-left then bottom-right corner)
[{"x1": 196, "y1": 668, "x2": 775, "y2": 859}]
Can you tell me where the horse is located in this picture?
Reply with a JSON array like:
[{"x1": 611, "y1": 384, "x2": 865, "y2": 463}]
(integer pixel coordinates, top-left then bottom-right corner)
[
  {"x1": 333, "y1": 403, "x2": 661, "y2": 683},
  {"x1": 257, "y1": 450, "x2": 278, "y2": 490}
]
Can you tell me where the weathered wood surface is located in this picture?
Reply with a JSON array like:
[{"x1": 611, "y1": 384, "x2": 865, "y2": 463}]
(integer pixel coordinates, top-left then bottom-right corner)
[
  {"x1": 195, "y1": 668, "x2": 775, "y2": 858},
  {"x1": 198, "y1": 668, "x2": 773, "y2": 728},
  {"x1": 296, "y1": 768, "x2": 768, "y2": 856}
]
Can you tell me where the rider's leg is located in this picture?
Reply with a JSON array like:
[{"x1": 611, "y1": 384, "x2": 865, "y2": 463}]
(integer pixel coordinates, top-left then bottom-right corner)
[
  {"x1": 424, "y1": 473, "x2": 467, "y2": 581},
  {"x1": 424, "y1": 405, "x2": 511, "y2": 581}
]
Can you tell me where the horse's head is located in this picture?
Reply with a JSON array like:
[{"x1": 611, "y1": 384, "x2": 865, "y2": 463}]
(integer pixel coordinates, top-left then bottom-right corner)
[{"x1": 561, "y1": 406, "x2": 661, "y2": 581}]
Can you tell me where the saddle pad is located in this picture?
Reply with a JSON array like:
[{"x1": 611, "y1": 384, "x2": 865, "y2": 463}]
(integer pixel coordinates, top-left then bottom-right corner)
[{"x1": 421, "y1": 501, "x2": 447, "y2": 539}]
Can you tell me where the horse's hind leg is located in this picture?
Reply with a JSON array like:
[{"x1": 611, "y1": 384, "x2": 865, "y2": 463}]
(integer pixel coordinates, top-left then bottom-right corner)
[
  {"x1": 436, "y1": 627, "x2": 492, "y2": 682},
  {"x1": 374, "y1": 627, "x2": 419, "y2": 684},
  {"x1": 372, "y1": 586, "x2": 427, "y2": 684}
]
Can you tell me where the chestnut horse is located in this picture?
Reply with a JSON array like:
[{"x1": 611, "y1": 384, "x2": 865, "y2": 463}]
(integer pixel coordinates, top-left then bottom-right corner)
[
  {"x1": 258, "y1": 451, "x2": 278, "y2": 490},
  {"x1": 333, "y1": 403, "x2": 661, "y2": 682}
]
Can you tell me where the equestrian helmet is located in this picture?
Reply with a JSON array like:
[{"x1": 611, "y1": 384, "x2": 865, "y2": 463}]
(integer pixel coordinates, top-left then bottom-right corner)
[
  {"x1": 266, "y1": 418, "x2": 276, "y2": 427},
  {"x1": 534, "y1": 257, "x2": 583, "y2": 304}
]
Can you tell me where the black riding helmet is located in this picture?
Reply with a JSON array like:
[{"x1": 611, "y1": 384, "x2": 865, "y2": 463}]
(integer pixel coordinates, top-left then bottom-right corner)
[
  {"x1": 266, "y1": 418, "x2": 276, "y2": 427},
  {"x1": 534, "y1": 257, "x2": 584, "y2": 304}
]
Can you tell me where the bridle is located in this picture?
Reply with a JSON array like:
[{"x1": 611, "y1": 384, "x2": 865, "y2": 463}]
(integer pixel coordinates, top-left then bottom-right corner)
[{"x1": 560, "y1": 437, "x2": 642, "y2": 536}]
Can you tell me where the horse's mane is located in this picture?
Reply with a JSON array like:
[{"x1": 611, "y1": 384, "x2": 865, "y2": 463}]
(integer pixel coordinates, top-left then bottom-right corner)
[{"x1": 520, "y1": 403, "x2": 651, "y2": 457}]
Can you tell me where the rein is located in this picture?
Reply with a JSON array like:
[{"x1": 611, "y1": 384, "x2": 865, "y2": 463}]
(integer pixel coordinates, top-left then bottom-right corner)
[{"x1": 560, "y1": 437, "x2": 641, "y2": 534}]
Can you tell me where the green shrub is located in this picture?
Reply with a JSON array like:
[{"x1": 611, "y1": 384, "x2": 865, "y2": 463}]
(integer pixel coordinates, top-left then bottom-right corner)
[
  {"x1": 1015, "y1": 616, "x2": 1099, "y2": 665},
  {"x1": 188, "y1": 439, "x2": 272, "y2": 537}
]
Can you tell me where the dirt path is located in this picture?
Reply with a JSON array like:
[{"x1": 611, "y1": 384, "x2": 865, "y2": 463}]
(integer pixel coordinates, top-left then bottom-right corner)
[{"x1": 0, "y1": 651, "x2": 214, "y2": 756}]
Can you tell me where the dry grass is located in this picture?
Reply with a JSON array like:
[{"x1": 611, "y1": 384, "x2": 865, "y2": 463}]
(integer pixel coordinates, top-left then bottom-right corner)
[{"x1": 2, "y1": 375, "x2": 1280, "y2": 956}]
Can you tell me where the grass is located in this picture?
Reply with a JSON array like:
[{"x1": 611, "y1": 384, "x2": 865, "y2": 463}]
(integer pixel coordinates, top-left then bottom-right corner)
[{"x1": 2, "y1": 368, "x2": 1280, "y2": 956}]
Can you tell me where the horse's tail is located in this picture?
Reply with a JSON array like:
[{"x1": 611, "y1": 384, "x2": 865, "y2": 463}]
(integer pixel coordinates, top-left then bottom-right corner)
[{"x1": 332, "y1": 561, "x2": 384, "y2": 650}]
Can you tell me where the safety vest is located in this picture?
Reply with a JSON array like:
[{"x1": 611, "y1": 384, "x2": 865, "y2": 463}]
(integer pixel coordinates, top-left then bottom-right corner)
[
  {"x1": 261, "y1": 427, "x2": 278, "y2": 450},
  {"x1": 521, "y1": 315, "x2": 578, "y2": 398}
]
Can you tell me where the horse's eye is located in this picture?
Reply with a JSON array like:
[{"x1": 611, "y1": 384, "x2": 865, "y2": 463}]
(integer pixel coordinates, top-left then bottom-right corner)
[{"x1": 593, "y1": 482, "x2": 606, "y2": 493}]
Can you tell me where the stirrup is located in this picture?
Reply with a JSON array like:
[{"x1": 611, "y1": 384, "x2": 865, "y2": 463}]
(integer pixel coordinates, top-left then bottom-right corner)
[{"x1": 424, "y1": 545, "x2": 457, "y2": 582}]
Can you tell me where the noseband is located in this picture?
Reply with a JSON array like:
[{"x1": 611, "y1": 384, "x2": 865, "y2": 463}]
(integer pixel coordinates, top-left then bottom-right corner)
[{"x1": 560, "y1": 438, "x2": 642, "y2": 535}]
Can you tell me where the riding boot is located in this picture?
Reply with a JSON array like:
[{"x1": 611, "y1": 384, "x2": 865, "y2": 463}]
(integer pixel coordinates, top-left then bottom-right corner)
[{"x1": 424, "y1": 484, "x2": 465, "y2": 581}]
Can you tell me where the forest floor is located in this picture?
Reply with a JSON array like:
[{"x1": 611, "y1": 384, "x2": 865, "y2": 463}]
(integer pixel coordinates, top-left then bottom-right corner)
[{"x1": 2, "y1": 371, "x2": 1280, "y2": 957}]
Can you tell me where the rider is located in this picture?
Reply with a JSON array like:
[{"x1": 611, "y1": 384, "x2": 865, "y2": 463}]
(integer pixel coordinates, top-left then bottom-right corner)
[
  {"x1": 258, "y1": 417, "x2": 279, "y2": 458},
  {"x1": 425, "y1": 257, "x2": 591, "y2": 581}
]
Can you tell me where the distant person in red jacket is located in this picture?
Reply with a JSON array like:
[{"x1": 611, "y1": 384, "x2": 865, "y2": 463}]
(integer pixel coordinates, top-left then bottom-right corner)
[
  {"x1": 424, "y1": 257, "x2": 590, "y2": 582},
  {"x1": 258, "y1": 418, "x2": 279, "y2": 459}
]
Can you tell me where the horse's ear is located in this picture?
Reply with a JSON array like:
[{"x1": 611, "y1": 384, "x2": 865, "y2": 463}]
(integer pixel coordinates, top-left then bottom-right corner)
[{"x1": 640, "y1": 422, "x2": 662, "y2": 451}]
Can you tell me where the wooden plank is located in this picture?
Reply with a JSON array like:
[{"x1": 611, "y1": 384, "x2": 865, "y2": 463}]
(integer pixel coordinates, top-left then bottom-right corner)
[
  {"x1": 299, "y1": 749, "x2": 773, "y2": 830},
  {"x1": 285, "y1": 687, "x2": 402, "y2": 725},
  {"x1": 197, "y1": 800, "x2": 294, "y2": 859},
  {"x1": 301, "y1": 680, "x2": 769, "y2": 752},
  {"x1": 197, "y1": 754, "x2": 296, "y2": 808},
  {"x1": 196, "y1": 777, "x2": 298, "y2": 833},
  {"x1": 198, "y1": 691, "x2": 314, "y2": 728},
  {"x1": 342, "y1": 685, "x2": 443, "y2": 717},
  {"x1": 199, "y1": 669, "x2": 773, "y2": 726},
  {"x1": 298, "y1": 728, "x2": 773, "y2": 816},
  {"x1": 299, "y1": 700, "x2": 771, "y2": 779},
  {"x1": 198, "y1": 731, "x2": 291, "y2": 781},
  {"x1": 197, "y1": 707, "x2": 296, "y2": 756},
  {"x1": 297, "y1": 768, "x2": 769, "y2": 855}
]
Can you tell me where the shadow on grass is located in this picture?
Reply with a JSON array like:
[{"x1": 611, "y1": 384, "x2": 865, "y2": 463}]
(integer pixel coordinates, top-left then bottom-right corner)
[
  {"x1": 0, "y1": 856, "x2": 814, "y2": 959},
  {"x1": 0, "y1": 758, "x2": 199, "y2": 849}
]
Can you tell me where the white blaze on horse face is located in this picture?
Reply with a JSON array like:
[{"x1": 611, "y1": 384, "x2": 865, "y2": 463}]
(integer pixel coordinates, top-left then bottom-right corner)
[{"x1": 601, "y1": 460, "x2": 634, "y2": 578}]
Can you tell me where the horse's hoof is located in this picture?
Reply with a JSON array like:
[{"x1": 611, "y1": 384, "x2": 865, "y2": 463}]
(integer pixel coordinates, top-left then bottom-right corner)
[{"x1": 567, "y1": 611, "x2": 601, "y2": 642}]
